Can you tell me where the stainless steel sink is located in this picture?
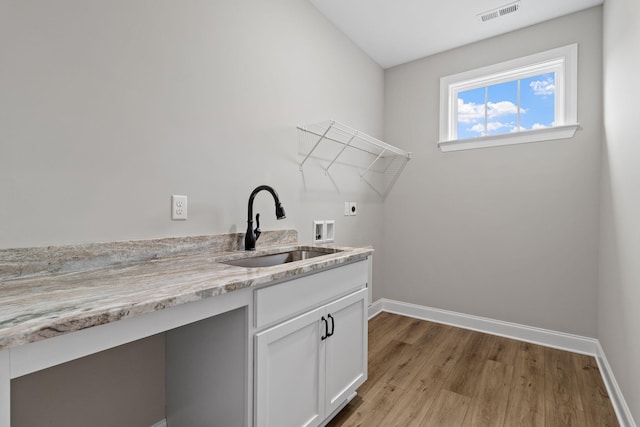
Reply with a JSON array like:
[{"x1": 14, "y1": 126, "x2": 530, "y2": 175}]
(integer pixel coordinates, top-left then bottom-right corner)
[{"x1": 220, "y1": 249, "x2": 340, "y2": 268}]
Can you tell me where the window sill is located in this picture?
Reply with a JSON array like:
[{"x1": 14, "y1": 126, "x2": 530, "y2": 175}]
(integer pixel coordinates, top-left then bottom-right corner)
[{"x1": 437, "y1": 124, "x2": 579, "y2": 152}]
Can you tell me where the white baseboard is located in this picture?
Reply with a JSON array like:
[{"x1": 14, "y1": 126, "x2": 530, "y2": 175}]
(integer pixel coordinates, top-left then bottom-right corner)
[
  {"x1": 370, "y1": 298, "x2": 597, "y2": 354},
  {"x1": 368, "y1": 299, "x2": 384, "y2": 319},
  {"x1": 150, "y1": 420, "x2": 167, "y2": 427},
  {"x1": 368, "y1": 298, "x2": 636, "y2": 427},
  {"x1": 595, "y1": 341, "x2": 638, "y2": 427}
]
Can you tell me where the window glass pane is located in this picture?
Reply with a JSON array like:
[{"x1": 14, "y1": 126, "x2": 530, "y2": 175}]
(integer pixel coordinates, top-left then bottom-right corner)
[
  {"x1": 457, "y1": 87, "x2": 485, "y2": 140},
  {"x1": 520, "y1": 72, "x2": 555, "y2": 131},
  {"x1": 486, "y1": 80, "x2": 518, "y2": 136}
]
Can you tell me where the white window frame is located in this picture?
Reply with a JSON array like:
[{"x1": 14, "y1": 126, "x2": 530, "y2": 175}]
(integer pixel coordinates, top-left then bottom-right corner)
[{"x1": 438, "y1": 44, "x2": 578, "y2": 152}]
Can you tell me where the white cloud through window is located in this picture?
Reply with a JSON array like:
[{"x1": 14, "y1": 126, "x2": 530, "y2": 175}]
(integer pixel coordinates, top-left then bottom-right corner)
[
  {"x1": 470, "y1": 121, "x2": 514, "y2": 135},
  {"x1": 530, "y1": 122, "x2": 550, "y2": 130},
  {"x1": 458, "y1": 99, "x2": 524, "y2": 123},
  {"x1": 458, "y1": 98, "x2": 526, "y2": 135},
  {"x1": 529, "y1": 77, "x2": 555, "y2": 96}
]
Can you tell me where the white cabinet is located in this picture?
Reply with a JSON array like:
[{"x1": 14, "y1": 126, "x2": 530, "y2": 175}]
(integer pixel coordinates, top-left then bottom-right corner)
[
  {"x1": 255, "y1": 288, "x2": 368, "y2": 427},
  {"x1": 324, "y1": 289, "x2": 368, "y2": 416},
  {"x1": 255, "y1": 305, "x2": 325, "y2": 427}
]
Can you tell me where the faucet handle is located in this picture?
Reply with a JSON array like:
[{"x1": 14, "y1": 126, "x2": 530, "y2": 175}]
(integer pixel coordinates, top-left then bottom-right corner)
[{"x1": 254, "y1": 213, "x2": 261, "y2": 241}]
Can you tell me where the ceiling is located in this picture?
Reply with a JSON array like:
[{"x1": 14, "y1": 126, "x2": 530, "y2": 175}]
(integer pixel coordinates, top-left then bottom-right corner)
[{"x1": 309, "y1": 0, "x2": 603, "y2": 69}]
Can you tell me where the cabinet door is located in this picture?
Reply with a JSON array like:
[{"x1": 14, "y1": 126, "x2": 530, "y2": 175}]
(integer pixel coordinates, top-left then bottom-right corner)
[
  {"x1": 324, "y1": 288, "x2": 368, "y2": 416},
  {"x1": 255, "y1": 307, "x2": 325, "y2": 427}
]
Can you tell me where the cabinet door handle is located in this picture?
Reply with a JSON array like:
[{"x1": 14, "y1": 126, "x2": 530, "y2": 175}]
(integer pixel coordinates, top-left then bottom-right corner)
[
  {"x1": 321, "y1": 316, "x2": 328, "y2": 341},
  {"x1": 327, "y1": 314, "x2": 335, "y2": 338}
]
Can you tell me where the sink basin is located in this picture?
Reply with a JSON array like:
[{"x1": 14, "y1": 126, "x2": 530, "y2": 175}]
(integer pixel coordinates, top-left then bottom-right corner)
[{"x1": 221, "y1": 249, "x2": 340, "y2": 268}]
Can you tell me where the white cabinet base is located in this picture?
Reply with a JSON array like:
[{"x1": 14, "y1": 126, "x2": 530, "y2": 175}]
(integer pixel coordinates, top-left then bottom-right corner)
[
  {"x1": 255, "y1": 306, "x2": 325, "y2": 427},
  {"x1": 320, "y1": 392, "x2": 357, "y2": 427},
  {"x1": 324, "y1": 290, "x2": 367, "y2": 415},
  {"x1": 254, "y1": 284, "x2": 368, "y2": 427}
]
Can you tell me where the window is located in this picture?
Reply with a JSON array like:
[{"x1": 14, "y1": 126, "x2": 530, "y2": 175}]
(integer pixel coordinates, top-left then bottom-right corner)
[{"x1": 439, "y1": 44, "x2": 578, "y2": 152}]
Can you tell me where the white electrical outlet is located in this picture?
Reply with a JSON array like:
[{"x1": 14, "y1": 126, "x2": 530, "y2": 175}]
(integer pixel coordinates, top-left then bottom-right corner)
[
  {"x1": 172, "y1": 195, "x2": 188, "y2": 220},
  {"x1": 349, "y1": 202, "x2": 357, "y2": 216},
  {"x1": 344, "y1": 202, "x2": 351, "y2": 216}
]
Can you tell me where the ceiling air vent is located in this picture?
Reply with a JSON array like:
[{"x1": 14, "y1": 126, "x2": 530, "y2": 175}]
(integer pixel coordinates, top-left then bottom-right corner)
[{"x1": 478, "y1": 1, "x2": 520, "y2": 22}]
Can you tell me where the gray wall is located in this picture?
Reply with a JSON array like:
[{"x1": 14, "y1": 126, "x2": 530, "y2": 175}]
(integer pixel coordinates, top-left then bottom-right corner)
[
  {"x1": 600, "y1": 0, "x2": 640, "y2": 422},
  {"x1": 381, "y1": 7, "x2": 603, "y2": 337},
  {"x1": 12, "y1": 335, "x2": 165, "y2": 427},
  {"x1": 1, "y1": 1, "x2": 384, "y2": 425},
  {"x1": 0, "y1": 0, "x2": 384, "y2": 251}
]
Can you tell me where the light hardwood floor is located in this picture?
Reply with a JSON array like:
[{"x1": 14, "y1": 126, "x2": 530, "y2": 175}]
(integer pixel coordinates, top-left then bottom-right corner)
[{"x1": 327, "y1": 312, "x2": 618, "y2": 427}]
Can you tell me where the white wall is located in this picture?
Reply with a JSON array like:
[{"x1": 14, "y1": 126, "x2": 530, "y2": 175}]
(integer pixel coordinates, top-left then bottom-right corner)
[
  {"x1": 381, "y1": 7, "x2": 603, "y2": 337},
  {"x1": 600, "y1": 0, "x2": 640, "y2": 422},
  {"x1": 0, "y1": 0, "x2": 384, "y2": 252}
]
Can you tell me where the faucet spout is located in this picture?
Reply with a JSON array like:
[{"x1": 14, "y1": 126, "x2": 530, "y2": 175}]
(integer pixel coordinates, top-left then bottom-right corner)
[{"x1": 245, "y1": 185, "x2": 286, "y2": 250}]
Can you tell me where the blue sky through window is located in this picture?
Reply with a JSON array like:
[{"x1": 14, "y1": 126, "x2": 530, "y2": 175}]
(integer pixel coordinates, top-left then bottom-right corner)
[{"x1": 457, "y1": 73, "x2": 555, "y2": 139}]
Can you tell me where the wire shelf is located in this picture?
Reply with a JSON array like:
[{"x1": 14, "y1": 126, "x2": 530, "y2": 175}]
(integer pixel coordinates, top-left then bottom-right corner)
[{"x1": 297, "y1": 120, "x2": 411, "y2": 197}]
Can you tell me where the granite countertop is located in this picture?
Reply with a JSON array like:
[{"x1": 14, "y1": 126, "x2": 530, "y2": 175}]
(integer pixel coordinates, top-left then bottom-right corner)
[{"x1": 0, "y1": 231, "x2": 373, "y2": 351}]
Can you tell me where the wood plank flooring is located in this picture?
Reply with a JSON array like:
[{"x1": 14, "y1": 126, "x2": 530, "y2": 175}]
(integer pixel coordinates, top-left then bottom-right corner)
[{"x1": 327, "y1": 312, "x2": 618, "y2": 427}]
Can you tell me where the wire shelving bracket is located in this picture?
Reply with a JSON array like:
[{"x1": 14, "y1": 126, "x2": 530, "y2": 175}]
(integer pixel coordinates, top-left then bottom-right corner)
[{"x1": 297, "y1": 120, "x2": 411, "y2": 197}]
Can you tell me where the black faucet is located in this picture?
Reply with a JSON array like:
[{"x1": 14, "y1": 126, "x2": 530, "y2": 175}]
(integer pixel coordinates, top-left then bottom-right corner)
[{"x1": 245, "y1": 185, "x2": 286, "y2": 250}]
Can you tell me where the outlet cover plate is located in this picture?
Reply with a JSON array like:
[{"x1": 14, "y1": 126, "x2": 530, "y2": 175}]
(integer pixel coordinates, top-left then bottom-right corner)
[{"x1": 172, "y1": 195, "x2": 188, "y2": 220}]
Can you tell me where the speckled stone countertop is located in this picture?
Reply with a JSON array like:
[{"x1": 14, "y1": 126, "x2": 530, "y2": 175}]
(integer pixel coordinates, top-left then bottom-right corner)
[{"x1": 0, "y1": 230, "x2": 373, "y2": 351}]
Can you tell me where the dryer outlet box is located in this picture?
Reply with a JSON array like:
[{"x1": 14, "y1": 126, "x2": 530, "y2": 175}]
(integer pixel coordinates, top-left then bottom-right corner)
[{"x1": 348, "y1": 202, "x2": 357, "y2": 216}]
